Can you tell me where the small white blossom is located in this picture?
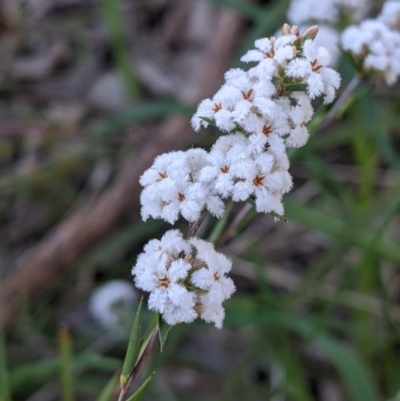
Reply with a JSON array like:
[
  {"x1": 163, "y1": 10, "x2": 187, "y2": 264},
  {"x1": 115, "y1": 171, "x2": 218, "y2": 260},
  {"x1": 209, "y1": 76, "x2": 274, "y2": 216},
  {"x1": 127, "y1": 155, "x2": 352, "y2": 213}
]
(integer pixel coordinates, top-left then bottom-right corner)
[
  {"x1": 286, "y1": 40, "x2": 341, "y2": 103},
  {"x1": 190, "y1": 237, "x2": 235, "y2": 304},
  {"x1": 241, "y1": 36, "x2": 297, "y2": 70}
]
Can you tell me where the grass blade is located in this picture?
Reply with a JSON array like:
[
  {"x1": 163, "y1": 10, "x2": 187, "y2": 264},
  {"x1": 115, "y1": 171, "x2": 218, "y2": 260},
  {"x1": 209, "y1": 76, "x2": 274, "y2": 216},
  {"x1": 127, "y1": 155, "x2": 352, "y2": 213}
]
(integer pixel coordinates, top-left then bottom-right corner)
[
  {"x1": 58, "y1": 324, "x2": 74, "y2": 401},
  {"x1": 96, "y1": 373, "x2": 119, "y2": 401},
  {"x1": 0, "y1": 304, "x2": 11, "y2": 401},
  {"x1": 157, "y1": 314, "x2": 171, "y2": 353},
  {"x1": 126, "y1": 373, "x2": 155, "y2": 401}
]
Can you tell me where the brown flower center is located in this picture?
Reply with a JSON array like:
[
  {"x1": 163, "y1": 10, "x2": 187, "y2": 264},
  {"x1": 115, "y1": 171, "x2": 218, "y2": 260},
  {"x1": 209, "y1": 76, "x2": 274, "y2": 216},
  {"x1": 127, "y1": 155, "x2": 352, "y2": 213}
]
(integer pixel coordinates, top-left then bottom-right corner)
[
  {"x1": 241, "y1": 89, "x2": 253, "y2": 100},
  {"x1": 310, "y1": 59, "x2": 323, "y2": 72},
  {"x1": 159, "y1": 275, "x2": 170, "y2": 288},
  {"x1": 213, "y1": 272, "x2": 220, "y2": 281},
  {"x1": 264, "y1": 48, "x2": 275, "y2": 58},
  {"x1": 220, "y1": 165, "x2": 230, "y2": 173},
  {"x1": 178, "y1": 192, "x2": 185, "y2": 202},
  {"x1": 157, "y1": 171, "x2": 167, "y2": 181},
  {"x1": 253, "y1": 175, "x2": 264, "y2": 187},
  {"x1": 262, "y1": 125, "x2": 273, "y2": 136},
  {"x1": 212, "y1": 103, "x2": 222, "y2": 113}
]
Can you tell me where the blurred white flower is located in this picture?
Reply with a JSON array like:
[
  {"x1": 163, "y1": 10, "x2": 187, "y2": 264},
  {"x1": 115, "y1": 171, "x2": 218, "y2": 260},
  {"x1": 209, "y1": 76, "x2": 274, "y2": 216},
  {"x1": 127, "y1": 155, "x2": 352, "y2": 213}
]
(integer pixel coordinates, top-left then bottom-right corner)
[
  {"x1": 287, "y1": 0, "x2": 339, "y2": 26},
  {"x1": 379, "y1": 0, "x2": 400, "y2": 30},
  {"x1": 89, "y1": 280, "x2": 138, "y2": 328},
  {"x1": 341, "y1": 19, "x2": 400, "y2": 85}
]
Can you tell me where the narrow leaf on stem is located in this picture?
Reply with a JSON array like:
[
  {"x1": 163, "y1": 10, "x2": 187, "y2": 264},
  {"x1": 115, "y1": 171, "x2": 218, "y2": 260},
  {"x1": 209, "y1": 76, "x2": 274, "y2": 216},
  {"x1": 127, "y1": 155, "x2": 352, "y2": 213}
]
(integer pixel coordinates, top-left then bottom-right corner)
[
  {"x1": 157, "y1": 314, "x2": 171, "y2": 352},
  {"x1": 59, "y1": 324, "x2": 74, "y2": 401},
  {"x1": 120, "y1": 298, "x2": 143, "y2": 386},
  {"x1": 126, "y1": 373, "x2": 155, "y2": 401}
]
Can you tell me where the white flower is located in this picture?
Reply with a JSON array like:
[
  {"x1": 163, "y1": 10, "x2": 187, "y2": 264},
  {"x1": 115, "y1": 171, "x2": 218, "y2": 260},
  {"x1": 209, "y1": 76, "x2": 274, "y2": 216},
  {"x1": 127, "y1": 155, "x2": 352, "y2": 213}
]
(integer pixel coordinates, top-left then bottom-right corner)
[
  {"x1": 146, "y1": 259, "x2": 195, "y2": 312},
  {"x1": 200, "y1": 134, "x2": 249, "y2": 197},
  {"x1": 198, "y1": 293, "x2": 226, "y2": 329},
  {"x1": 306, "y1": 25, "x2": 340, "y2": 67},
  {"x1": 190, "y1": 237, "x2": 235, "y2": 304},
  {"x1": 241, "y1": 35, "x2": 297, "y2": 72},
  {"x1": 230, "y1": 151, "x2": 292, "y2": 215},
  {"x1": 89, "y1": 280, "x2": 138, "y2": 329},
  {"x1": 190, "y1": 87, "x2": 236, "y2": 132},
  {"x1": 286, "y1": 40, "x2": 341, "y2": 103}
]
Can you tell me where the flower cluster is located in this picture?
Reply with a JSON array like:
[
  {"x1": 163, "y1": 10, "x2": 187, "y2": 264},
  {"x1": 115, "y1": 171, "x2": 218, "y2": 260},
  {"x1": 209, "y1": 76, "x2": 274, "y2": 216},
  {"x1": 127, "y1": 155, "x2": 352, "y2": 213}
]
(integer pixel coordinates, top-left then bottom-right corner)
[
  {"x1": 135, "y1": 24, "x2": 341, "y2": 328},
  {"x1": 140, "y1": 26, "x2": 340, "y2": 225},
  {"x1": 341, "y1": 8, "x2": 400, "y2": 86},
  {"x1": 140, "y1": 149, "x2": 224, "y2": 224},
  {"x1": 132, "y1": 230, "x2": 235, "y2": 328}
]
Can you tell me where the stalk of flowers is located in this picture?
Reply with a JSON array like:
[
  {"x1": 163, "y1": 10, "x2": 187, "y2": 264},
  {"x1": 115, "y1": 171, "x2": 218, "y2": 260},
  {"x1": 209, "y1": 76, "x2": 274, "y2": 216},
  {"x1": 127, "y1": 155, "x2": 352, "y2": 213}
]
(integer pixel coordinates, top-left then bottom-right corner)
[
  {"x1": 133, "y1": 23, "x2": 341, "y2": 330},
  {"x1": 341, "y1": 4, "x2": 400, "y2": 86}
]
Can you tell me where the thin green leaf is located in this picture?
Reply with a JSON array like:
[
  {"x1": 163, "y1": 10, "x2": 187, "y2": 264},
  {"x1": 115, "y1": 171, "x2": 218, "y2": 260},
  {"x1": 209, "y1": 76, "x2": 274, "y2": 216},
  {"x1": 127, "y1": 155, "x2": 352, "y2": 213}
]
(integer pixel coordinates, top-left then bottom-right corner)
[
  {"x1": 317, "y1": 336, "x2": 380, "y2": 401},
  {"x1": 10, "y1": 355, "x2": 120, "y2": 391},
  {"x1": 126, "y1": 373, "x2": 155, "y2": 401},
  {"x1": 225, "y1": 301, "x2": 380, "y2": 401},
  {"x1": 120, "y1": 298, "x2": 143, "y2": 386},
  {"x1": 200, "y1": 117, "x2": 217, "y2": 127},
  {"x1": 100, "y1": 0, "x2": 139, "y2": 99},
  {"x1": 96, "y1": 373, "x2": 119, "y2": 401},
  {"x1": 157, "y1": 314, "x2": 171, "y2": 353},
  {"x1": 284, "y1": 199, "x2": 400, "y2": 265},
  {"x1": 207, "y1": 202, "x2": 234, "y2": 244},
  {"x1": 96, "y1": 102, "x2": 194, "y2": 140}
]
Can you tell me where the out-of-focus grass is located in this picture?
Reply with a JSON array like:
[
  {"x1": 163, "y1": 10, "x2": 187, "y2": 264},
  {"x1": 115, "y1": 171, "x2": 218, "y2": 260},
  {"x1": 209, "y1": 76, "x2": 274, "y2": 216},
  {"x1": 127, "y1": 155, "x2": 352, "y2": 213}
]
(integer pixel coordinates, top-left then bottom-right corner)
[
  {"x1": 0, "y1": 306, "x2": 11, "y2": 401},
  {"x1": 100, "y1": 0, "x2": 140, "y2": 100},
  {"x1": 2, "y1": 0, "x2": 400, "y2": 400}
]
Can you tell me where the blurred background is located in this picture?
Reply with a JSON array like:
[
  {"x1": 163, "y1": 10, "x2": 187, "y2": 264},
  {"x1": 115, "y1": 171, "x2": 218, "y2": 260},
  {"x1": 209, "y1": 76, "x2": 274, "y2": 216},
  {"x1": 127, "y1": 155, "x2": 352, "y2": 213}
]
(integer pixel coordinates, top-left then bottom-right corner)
[{"x1": 0, "y1": 0, "x2": 400, "y2": 400}]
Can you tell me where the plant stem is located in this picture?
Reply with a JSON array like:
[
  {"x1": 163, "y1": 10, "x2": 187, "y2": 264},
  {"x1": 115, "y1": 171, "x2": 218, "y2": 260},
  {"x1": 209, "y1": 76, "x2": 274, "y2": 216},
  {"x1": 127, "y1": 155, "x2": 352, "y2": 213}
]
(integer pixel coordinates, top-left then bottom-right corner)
[
  {"x1": 117, "y1": 327, "x2": 158, "y2": 401},
  {"x1": 318, "y1": 75, "x2": 361, "y2": 131},
  {"x1": 216, "y1": 203, "x2": 253, "y2": 247},
  {"x1": 188, "y1": 209, "x2": 209, "y2": 238}
]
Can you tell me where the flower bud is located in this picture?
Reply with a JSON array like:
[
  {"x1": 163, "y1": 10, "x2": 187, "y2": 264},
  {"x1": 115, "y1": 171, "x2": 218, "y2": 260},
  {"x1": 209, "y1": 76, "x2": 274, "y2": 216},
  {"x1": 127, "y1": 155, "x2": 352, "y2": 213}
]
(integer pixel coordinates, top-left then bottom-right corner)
[{"x1": 301, "y1": 25, "x2": 319, "y2": 41}]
